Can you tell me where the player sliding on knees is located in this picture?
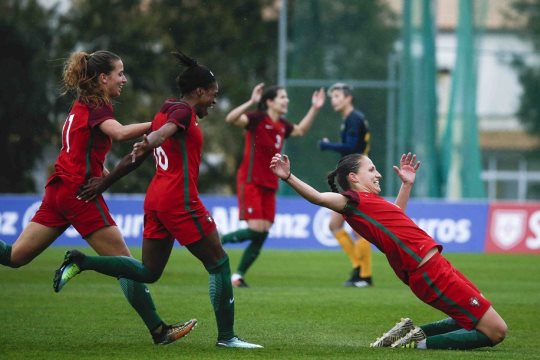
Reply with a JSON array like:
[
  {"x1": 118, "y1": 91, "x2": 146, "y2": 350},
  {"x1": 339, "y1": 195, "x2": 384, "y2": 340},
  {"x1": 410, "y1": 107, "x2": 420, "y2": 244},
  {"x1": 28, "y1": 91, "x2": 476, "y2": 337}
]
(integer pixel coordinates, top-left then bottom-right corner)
[{"x1": 270, "y1": 152, "x2": 507, "y2": 350}]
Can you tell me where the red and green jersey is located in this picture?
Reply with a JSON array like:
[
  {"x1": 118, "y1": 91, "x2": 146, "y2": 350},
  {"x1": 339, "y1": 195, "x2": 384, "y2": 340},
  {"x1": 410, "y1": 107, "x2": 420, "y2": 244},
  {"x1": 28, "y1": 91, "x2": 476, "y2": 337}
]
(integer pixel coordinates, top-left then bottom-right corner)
[
  {"x1": 144, "y1": 100, "x2": 202, "y2": 212},
  {"x1": 48, "y1": 100, "x2": 113, "y2": 186},
  {"x1": 237, "y1": 111, "x2": 294, "y2": 190},
  {"x1": 341, "y1": 191, "x2": 442, "y2": 284}
]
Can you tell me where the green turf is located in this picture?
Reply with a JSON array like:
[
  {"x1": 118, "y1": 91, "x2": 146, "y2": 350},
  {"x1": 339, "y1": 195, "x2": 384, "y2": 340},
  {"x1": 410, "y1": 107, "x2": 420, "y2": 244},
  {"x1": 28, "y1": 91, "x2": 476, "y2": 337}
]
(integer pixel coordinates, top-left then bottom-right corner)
[{"x1": 1, "y1": 247, "x2": 538, "y2": 359}]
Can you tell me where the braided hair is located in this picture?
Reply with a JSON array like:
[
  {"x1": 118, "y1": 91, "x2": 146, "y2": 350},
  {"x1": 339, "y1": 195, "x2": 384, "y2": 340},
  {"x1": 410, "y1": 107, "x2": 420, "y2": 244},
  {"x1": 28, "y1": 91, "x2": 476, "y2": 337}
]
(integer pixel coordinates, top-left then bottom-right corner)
[
  {"x1": 327, "y1": 154, "x2": 364, "y2": 193},
  {"x1": 172, "y1": 50, "x2": 216, "y2": 96}
]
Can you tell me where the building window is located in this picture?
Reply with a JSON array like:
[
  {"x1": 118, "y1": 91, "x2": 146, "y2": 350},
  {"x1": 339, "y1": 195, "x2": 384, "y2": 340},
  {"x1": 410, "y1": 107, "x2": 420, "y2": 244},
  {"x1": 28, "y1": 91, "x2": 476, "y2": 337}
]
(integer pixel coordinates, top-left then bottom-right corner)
[{"x1": 482, "y1": 153, "x2": 540, "y2": 200}]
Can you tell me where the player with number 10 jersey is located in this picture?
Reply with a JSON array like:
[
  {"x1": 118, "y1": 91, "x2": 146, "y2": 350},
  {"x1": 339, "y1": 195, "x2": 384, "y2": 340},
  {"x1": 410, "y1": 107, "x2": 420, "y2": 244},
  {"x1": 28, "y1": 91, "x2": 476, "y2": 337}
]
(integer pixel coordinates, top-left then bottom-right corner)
[
  {"x1": 143, "y1": 100, "x2": 216, "y2": 245},
  {"x1": 145, "y1": 100, "x2": 202, "y2": 211}
]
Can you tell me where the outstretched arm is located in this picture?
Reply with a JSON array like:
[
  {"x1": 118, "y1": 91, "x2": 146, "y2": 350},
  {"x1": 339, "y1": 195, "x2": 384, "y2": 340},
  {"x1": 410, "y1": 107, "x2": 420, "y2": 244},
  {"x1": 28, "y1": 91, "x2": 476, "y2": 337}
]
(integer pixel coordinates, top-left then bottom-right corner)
[
  {"x1": 225, "y1": 82, "x2": 264, "y2": 128},
  {"x1": 270, "y1": 153, "x2": 348, "y2": 212},
  {"x1": 290, "y1": 88, "x2": 325, "y2": 137},
  {"x1": 78, "y1": 122, "x2": 179, "y2": 201},
  {"x1": 131, "y1": 122, "x2": 178, "y2": 161},
  {"x1": 100, "y1": 119, "x2": 151, "y2": 141},
  {"x1": 392, "y1": 152, "x2": 421, "y2": 211},
  {"x1": 77, "y1": 150, "x2": 150, "y2": 201}
]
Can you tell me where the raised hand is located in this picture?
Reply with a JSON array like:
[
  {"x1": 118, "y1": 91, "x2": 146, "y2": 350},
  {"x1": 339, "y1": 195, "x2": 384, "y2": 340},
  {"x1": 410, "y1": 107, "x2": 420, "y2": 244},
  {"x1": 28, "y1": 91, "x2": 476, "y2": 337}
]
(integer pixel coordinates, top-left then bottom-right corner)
[
  {"x1": 311, "y1": 88, "x2": 326, "y2": 109},
  {"x1": 392, "y1": 152, "x2": 421, "y2": 185},
  {"x1": 270, "y1": 153, "x2": 291, "y2": 180},
  {"x1": 250, "y1": 82, "x2": 265, "y2": 104}
]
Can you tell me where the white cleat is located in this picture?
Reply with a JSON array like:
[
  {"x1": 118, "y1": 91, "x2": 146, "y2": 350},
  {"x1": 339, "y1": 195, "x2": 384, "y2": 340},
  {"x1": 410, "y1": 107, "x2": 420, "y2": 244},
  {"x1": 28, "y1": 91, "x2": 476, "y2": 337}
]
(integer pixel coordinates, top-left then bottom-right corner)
[
  {"x1": 390, "y1": 326, "x2": 427, "y2": 348},
  {"x1": 370, "y1": 318, "x2": 414, "y2": 347},
  {"x1": 216, "y1": 336, "x2": 263, "y2": 348}
]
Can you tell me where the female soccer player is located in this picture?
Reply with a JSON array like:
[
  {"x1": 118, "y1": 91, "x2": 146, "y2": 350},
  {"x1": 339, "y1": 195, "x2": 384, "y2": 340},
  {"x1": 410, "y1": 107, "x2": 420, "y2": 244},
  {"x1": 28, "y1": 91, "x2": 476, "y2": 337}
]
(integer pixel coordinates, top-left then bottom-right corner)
[
  {"x1": 221, "y1": 83, "x2": 325, "y2": 287},
  {"x1": 0, "y1": 50, "x2": 193, "y2": 345},
  {"x1": 54, "y1": 51, "x2": 262, "y2": 349},
  {"x1": 270, "y1": 152, "x2": 507, "y2": 350}
]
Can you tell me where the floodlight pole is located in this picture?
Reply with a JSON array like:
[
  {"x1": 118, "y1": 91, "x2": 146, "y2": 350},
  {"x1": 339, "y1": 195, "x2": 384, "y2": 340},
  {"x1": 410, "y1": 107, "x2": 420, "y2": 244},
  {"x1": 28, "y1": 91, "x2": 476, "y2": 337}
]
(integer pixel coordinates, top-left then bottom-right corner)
[{"x1": 278, "y1": 0, "x2": 287, "y2": 87}]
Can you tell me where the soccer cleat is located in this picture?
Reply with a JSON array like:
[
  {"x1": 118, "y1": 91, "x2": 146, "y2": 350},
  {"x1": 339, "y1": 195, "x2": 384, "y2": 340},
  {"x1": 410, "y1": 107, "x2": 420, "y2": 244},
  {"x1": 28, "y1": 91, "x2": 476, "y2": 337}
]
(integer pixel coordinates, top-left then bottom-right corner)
[
  {"x1": 53, "y1": 249, "x2": 85, "y2": 293},
  {"x1": 231, "y1": 275, "x2": 249, "y2": 288},
  {"x1": 152, "y1": 319, "x2": 197, "y2": 345},
  {"x1": 353, "y1": 280, "x2": 370, "y2": 288},
  {"x1": 390, "y1": 326, "x2": 427, "y2": 348},
  {"x1": 343, "y1": 267, "x2": 361, "y2": 287},
  {"x1": 370, "y1": 318, "x2": 415, "y2": 347},
  {"x1": 216, "y1": 336, "x2": 263, "y2": 348}
]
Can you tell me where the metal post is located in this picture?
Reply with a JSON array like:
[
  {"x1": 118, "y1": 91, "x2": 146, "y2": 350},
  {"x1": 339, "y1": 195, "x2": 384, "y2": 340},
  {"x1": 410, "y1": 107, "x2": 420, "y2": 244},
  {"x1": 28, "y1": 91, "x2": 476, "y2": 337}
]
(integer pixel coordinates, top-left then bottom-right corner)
[
  {"x1": 385, "y1": 53, "x2": 398, "y2": 196},
  {"x1": 278, "y1": 0, "x2": 287, "y2": 87}
]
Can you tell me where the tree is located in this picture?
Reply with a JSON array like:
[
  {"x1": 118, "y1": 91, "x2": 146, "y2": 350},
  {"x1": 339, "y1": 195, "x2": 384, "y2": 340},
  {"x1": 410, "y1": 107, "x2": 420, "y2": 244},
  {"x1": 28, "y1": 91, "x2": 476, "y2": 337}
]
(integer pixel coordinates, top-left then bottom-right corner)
[
  {"x1": 0, "y1": 0, "x2": 399, "y2": 195},
  {"x1": 54, "y1": 0, "x2": 279, "y2": 193},
  {"x1": 284, "y1": 0, "x2": 399, "y2": 192},
  {"x1": 0, "y1": 0, "x2": 57, "y2": 192},
  {"x1": 511, "y1": 0, "x2": 540, "y2": 139}
]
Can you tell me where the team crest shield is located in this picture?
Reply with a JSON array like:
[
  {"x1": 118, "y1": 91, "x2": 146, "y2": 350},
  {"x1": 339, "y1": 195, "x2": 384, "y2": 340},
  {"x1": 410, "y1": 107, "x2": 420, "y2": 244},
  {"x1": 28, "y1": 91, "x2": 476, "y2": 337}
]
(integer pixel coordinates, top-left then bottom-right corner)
[{"x1": 491, "y1": 210, "x2": 527, "y2": 250}]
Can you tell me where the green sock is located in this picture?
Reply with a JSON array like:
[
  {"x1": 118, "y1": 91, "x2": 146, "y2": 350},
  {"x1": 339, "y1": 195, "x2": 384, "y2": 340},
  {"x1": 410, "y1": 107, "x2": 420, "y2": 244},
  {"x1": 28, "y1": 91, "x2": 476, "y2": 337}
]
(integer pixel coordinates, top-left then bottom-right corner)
[
  {"x1": 118, "y1": 278, "x2": 162, "y2": 332},
  {"x1": 206, "y1": 255, "x2": 235, "y2": 341},
  {"x1": 237, "y1": 231, "x2": 268, "y2": 275},
  {"x1": 427, "y1": 329, "x2": 494, "y2": 349},
  {"x1": 222, "y1": 228, "x2": 264, "y2": 244},
  {"x1": 80, "y1": 254, "x2": 157, "y2": 283},
  {"x1": 420, "y1": 318, "x2": 461, "y2": 336},
  {"x1": 0, "y1": 240, "x2": 12, "y2": 266}
]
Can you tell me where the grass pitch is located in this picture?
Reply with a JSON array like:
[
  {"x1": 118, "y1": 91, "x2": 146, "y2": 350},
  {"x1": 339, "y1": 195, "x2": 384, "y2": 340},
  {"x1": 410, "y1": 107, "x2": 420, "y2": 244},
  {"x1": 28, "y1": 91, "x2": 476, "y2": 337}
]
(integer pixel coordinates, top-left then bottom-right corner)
[{"x1": 1, "y1": 247, "x2": 538, "y2": 359}]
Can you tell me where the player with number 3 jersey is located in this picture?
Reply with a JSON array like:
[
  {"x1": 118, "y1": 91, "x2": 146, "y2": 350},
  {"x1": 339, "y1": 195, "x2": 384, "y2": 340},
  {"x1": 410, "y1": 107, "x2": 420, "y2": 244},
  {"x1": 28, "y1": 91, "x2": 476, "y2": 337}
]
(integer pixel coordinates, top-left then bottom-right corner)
[{"x1": 221, "y1": 83, "x2": 325, "y2": 288}]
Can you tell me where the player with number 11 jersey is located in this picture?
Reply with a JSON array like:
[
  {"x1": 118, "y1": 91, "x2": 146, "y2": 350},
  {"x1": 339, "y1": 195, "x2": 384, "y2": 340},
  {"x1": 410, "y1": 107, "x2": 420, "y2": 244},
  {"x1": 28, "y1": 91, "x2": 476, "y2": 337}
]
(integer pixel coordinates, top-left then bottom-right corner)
[{"x1": 51, "y1": 101, "x2": 113, "y2": 185}]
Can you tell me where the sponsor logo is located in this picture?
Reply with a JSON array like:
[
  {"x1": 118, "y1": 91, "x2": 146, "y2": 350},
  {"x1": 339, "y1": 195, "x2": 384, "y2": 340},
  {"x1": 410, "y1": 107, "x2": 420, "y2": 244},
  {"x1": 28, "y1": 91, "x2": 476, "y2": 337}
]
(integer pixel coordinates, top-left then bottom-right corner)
[
  {"x1": 526, "y1": 211, "x2": 540, "y2": 250},
  {"x1": 22, "y1": 201, "x2": 42, "y2": 228},
  {"x1": 0, "y1": 211, "x2": 18, "y2": 235},
  {"x1": 412, "y1": 218, "x2": 471, "y2": 244},
  {"x1": 312, "y1": 208, "x2": 339, "y2": 247},
  {"x1": 490, "y1": 210, "x2": 527, "y2": 250}
]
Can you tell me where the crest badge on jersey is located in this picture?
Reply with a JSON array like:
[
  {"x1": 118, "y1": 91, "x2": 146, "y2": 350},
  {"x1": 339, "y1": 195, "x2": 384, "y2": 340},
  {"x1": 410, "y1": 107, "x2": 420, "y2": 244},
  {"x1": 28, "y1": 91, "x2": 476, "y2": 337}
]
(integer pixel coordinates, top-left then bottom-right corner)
[{"x1": 469, "y1": 297, "x2": 480, "y2": 308}]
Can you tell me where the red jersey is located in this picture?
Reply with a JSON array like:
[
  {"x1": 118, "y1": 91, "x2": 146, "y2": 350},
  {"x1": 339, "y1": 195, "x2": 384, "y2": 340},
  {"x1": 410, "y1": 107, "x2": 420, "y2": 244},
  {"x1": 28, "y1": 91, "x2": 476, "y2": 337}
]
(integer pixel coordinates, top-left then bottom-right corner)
[
  {"x1": 341, "y1": 191, "x2": 442, "y2": 284},
  {"x1": 237, "y1": 111, "x2": 294, "y2": 190},
  {"x1": 48, "y1": 100, "x2": 113, "y2": 186},
  {"x1": 144, "y1": 100, "x2": 202, "y2": 212}
]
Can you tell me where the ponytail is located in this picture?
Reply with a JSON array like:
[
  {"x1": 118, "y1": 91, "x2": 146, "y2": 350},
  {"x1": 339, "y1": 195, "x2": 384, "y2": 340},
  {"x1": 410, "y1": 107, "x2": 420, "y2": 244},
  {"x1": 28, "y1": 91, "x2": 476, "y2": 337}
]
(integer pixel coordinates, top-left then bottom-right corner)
[
  {"x1": 172, "y1": 50, "x2": 216, "y2": 96},
  {"x1": 328, "y1": 154, "x2": 364, "y2": 192},
  {"x1": 62, "y1": 50, "x2": 121, "y2": 106},
  {"x1": 327, "y1": 170, "x2": 339, "y2": 193}
]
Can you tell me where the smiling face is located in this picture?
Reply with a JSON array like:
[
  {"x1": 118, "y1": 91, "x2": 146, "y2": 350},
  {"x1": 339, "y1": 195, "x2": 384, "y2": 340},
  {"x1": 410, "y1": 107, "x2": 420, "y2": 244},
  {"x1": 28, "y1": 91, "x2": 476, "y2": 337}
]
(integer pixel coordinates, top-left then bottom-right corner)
[
  {"x1": 266, "y1": 88, "x2": 289, "y2": 116},
  {"x1": 194, "y1": 82, "x2": 219, "y2": 118},
  {"x1": 350, "y1": 156, "x2": 382, "y2": 194},
  {"x1": 100, "y1": 59, "x2": 127, "y2": 98}
]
